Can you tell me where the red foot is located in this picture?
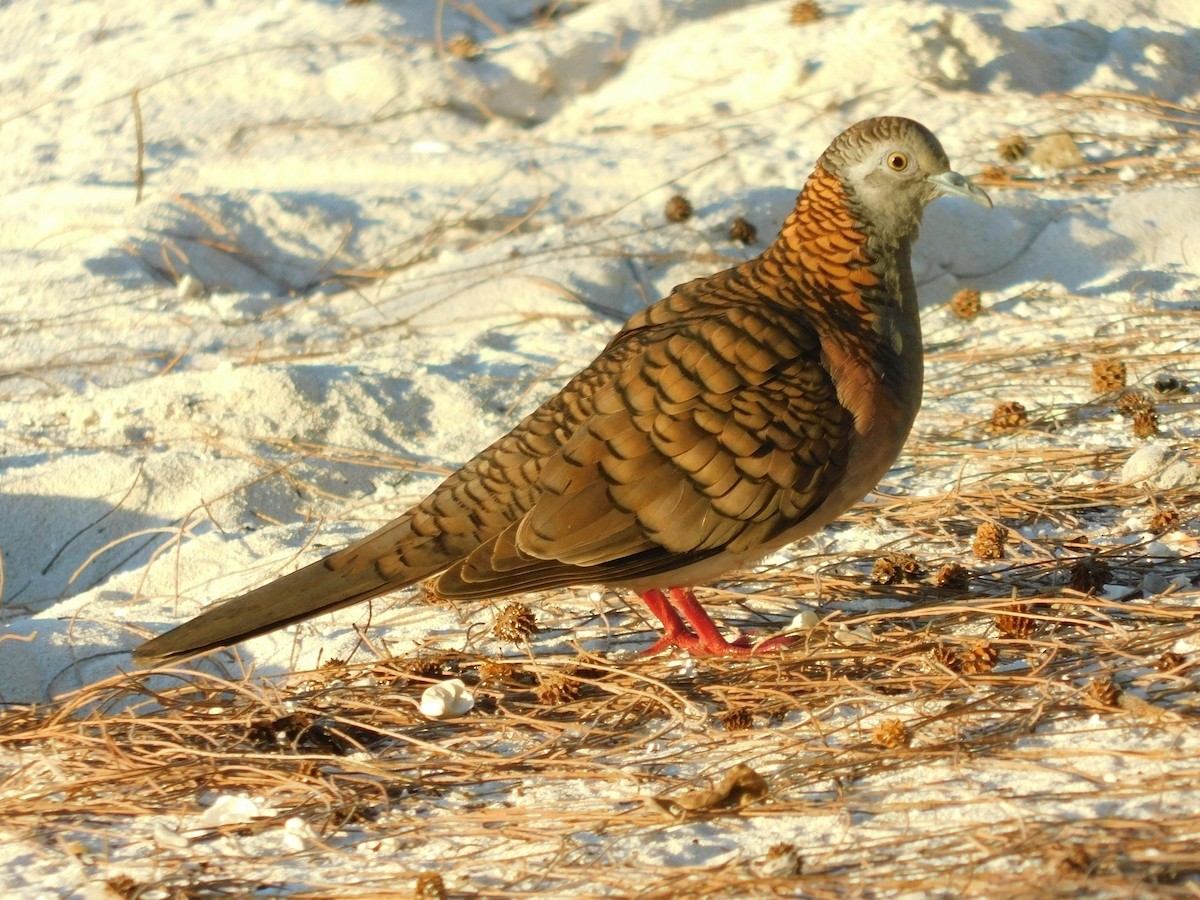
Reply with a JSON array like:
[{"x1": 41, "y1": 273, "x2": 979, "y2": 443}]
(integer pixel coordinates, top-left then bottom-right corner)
[{"x1": 637, "y1": 587, "x2": 795, "y2": 657}]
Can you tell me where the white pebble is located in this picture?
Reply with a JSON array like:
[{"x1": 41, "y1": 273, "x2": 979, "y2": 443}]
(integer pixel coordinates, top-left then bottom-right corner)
[
  {"x1": 1122, "y1": 444, "x2": 1172, "y2": 482},
  {"x1": 1098, "y1": 583, "x2": 1138, "y2": 602},
  {"x1": 1122, "y1": 444, "x2": 1200, "y2": 489},
  {"x1": 789, "y1": 609, "x2": 821, "y2": 630},
  {"x1": 153, "y1": 822, "x2": 191, "y2": 850},
  {"x1": 419, "y1": 678, "x2": 475, "y2": 719},
  {"x1": 281, "y1": 816, "x2": 316, "y2": 851},
  {"x1": 834, "y1": 624, "x2": 874, "y2": 645},
  {"x1": 199, "y1": 794, "x2": 277, "y2": 828}
]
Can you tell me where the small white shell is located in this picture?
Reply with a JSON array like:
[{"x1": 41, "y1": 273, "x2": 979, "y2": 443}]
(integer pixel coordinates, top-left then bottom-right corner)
[
  {"x1": 789, "y1": 609, "x2": 821, "y2": 630},
  {"x1": 198, "y1": 794, "x2": 277, "y2": 828},
  {"x1": 419, "y1": 678, "x2": 475, "y2": 719},
  {"x1": 834, "y1": 624, "x2": 875, "y2": 645},
  {"x1": 282, "y1": 816, "x2": 317, "y2": 851}
]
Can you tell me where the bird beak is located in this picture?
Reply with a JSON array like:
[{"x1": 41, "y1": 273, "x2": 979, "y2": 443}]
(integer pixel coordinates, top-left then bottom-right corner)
[{"x1": 927, "y1": 170, "x2": 993, "y2": 208}]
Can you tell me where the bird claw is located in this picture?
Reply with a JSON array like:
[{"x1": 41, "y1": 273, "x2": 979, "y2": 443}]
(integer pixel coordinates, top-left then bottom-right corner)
[
  {"x1": 637, "y1": 587, "x2": 795, "y2": 657},
  {"x1": 743, "y1": 632, "x2": 797, "y2": 653},
  {"x1": 639, "y1": 630, "x2": 795, "y2": 658},
  {"x1": 716, "y1": 630, "x2": 797, "y2": 655}
]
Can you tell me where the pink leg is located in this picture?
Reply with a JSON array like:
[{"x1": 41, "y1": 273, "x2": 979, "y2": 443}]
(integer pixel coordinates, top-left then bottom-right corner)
[
  {"x1": 638, "y1": 588, "x2": 701, "y2": 656},
  {"x1": 669, "y1": 587, "x2": 749, "y2": 655},
  {"x1": 637, "y1": 587, "x2": 795, "y2": 657}
]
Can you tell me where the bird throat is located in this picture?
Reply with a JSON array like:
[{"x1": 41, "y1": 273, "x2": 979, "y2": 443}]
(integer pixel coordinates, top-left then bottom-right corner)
[
  {"x1": 764, "y1": 165, "x2": 909, "y2": 343},
  {"x1": 760, "y1": 164, "x2": 922, "y2": 418}
]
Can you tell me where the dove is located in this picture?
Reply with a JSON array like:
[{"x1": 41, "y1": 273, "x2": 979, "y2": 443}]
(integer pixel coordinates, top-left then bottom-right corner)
[{"x1": 136, "y1": 116, "x2": 990, "y2": 663}]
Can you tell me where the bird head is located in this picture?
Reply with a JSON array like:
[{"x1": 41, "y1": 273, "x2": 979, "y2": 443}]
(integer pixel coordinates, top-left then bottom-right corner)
[{"x1": 820, "y1": 116, "x2": 992, "y2": 248}]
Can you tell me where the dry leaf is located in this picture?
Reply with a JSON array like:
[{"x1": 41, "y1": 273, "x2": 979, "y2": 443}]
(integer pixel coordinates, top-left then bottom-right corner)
[{"x1": 650, "y1": 763, "x2": 768, "y2": 819}]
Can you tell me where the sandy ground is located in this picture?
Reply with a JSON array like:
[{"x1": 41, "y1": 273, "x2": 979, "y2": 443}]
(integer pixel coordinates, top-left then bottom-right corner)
[{"x1": 2, "y1": 0, "x2": 1199, "y2": 895}]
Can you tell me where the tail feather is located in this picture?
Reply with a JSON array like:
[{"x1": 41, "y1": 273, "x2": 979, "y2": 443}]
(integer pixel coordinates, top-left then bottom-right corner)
[{"x1": 134, "y1": 556, "x2": 402, "y2": 663}]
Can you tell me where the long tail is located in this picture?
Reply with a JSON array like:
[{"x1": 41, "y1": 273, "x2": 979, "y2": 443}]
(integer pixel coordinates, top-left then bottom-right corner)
[{"x1": 133, "y1": 555, "x2": 401, "y2": 664}]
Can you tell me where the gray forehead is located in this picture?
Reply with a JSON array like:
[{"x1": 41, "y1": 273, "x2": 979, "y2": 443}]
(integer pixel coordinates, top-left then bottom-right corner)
[{"x1": 820, "y1": 117, "x2": 949, "y2": 170}]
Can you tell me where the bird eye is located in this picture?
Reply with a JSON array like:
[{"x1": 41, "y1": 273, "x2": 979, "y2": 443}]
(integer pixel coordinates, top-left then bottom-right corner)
[{"x1": 886, "y1": 151, "x2": 910, "y2": 172}]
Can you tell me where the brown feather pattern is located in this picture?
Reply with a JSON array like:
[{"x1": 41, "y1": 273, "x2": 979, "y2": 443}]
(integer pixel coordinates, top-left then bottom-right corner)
[{"x1": 135, "y1": 116, "x2": 989, "y2": 662}]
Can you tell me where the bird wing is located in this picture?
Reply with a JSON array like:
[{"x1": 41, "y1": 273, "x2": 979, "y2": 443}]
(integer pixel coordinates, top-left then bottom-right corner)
[
  {"x1": 136, "y1": 275, "x2": 856, "y2": 660},
  {"x1": 431, "y1": 288, "x2": 856, "y2": 599}
]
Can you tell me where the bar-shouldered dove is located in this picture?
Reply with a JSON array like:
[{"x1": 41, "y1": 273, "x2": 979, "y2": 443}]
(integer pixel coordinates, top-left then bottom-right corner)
[{"x1": 136, "y1": 116, "x2": 990, "y2": 663}]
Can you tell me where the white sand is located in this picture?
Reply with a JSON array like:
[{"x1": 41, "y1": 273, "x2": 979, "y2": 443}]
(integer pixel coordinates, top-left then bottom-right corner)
[{"x1": 2, "y1": 0, "x2": 1198, "y2": 894}]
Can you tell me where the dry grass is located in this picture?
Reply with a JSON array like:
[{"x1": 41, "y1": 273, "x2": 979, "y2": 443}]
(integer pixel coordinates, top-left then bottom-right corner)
[
  {"x1": 5, "y1": 224, "x2": 1199, "y2": 897},
  {"x1": 977, "y1": 92, "x2": 1200, "y2": 191},
  {"x1": 3, "y1": 88, "x2": 1199, "y2": 896},
  {"x1": 2, "y1": 412, "x2": 1198, "y2": 894},
  {"x1": 2, "y1": 577, "x2": 1198, "y2": 894}
]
